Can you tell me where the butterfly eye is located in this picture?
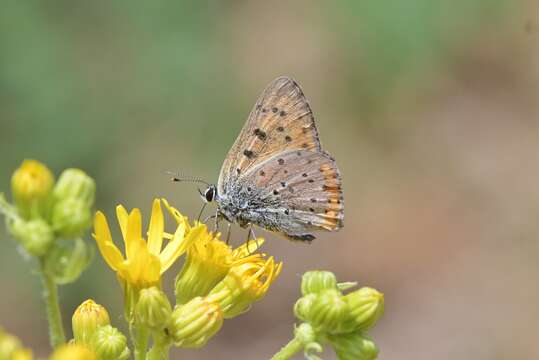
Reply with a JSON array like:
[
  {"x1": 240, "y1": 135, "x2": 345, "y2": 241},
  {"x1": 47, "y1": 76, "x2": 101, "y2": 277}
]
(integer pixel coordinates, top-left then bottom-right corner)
[{"x1": 204, "y1": 186, "x2": 216, "y2": 202}]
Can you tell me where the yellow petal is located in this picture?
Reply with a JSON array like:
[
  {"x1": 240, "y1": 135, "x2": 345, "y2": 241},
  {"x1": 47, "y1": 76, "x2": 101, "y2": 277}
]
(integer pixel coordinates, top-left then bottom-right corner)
[
  {"x1": 126, "y1": 208, "x2": 142, "y2": 259},
  {"x1": 233, "y1": 237, "x2": 265, "y2": 258},
  {"x1": 147, "y1": 199, "x2": 164, "y2": 256},
  {"x1": 146, "y1": 253, "x2": 161, "y2": 285},
  {"x1": 116, "y1": 205, "x2": 129, "y2": 246},
  {"x1": 162, "y1": 198, "x2": 190, "y2": 231},
  {"x1": 93, "y1": 211, "x2": 124, "y2": 270},
  {"x1": 159, "y1": 223, "x2": 202, "y2": 273}
]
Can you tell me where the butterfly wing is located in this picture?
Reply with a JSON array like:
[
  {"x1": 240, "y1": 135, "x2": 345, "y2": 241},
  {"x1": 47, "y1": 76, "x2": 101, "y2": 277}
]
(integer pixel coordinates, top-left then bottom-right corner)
[
  {"x1": 243, "y1": 149, "x2": 344, "y2": 240},
  {"x1": 218, "y1": 76, "x2": 321, "y2": 195}
]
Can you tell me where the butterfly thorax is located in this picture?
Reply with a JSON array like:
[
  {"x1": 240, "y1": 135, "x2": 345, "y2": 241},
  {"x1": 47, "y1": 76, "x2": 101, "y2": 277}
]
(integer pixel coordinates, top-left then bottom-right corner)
[{"x1": 216, "y1": 186, "x2": 283, "y2": 230}]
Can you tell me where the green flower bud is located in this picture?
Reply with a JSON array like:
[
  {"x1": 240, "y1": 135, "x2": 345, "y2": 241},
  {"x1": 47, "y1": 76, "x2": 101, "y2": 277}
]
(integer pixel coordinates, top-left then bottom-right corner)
[
  {"x1": 0, "y1": 328, "x2": 21, "y2": 359},
  {"x1": 44, "y1": 238, "x2": 93, "y2": 284},
  {"x1": 50, "y1": 343, "x2": 97, "y2": 360},
  {"x1": 327, "y1": 332, "x2": 379, "y2": 360},
  {"x1": 51, "y1": 198, "x2": 92, "y2": 239},
  {"x1": 8, "y1": 218, "x2": 54, "y2": 256},
  {"x1": 72, "y1": 299, "x2": 110, "y2": 345},
  {"x1": 308, "y1": 289, "x2": 348, "y2": 331},
  {"x1": 135, "y1": 287, "x2": 172, "y2": 330},
  {"x1": 293, "y1": 293, "x2": 317, "y2": 321},
  {"x1": 301, "y1": 271, "x2": 338, "y2": 295},
  {"x1": 90, "y1": 325, "x2": 130, "y2": 360},
  {"x1": 168, "y1": 297, "x2": 223, "y2": 348},
  {"x1": 53, "y1": 169, "x2": 95, "y2": 209},
  {"x1": 336, "y1": 287, "x2": 384, "y2": 334},
  {"x1": 11, "y1": 159, "x2": 54, "y2": 219}
]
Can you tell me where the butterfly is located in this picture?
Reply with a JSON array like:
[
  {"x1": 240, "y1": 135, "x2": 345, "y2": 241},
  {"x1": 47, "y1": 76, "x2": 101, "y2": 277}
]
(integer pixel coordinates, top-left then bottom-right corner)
[{"x1": 201, "y1": 76, "x2": 344, "y2": 241}]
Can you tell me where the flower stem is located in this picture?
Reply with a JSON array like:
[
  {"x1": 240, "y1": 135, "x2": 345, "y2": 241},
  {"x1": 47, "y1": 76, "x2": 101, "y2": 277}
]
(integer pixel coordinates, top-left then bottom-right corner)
[
  {"x1": 130, "y1": 324, "x2": 150, "y2": 360},
  {"x1": 270, "y1": 336, "x2": 303, "y2": 360},
  {"x1": 39, "y1": 262, "x2": 66, "y2": 348},
  {"x1": 146, "y1": 332, "x2": 171, "y2": 360}
]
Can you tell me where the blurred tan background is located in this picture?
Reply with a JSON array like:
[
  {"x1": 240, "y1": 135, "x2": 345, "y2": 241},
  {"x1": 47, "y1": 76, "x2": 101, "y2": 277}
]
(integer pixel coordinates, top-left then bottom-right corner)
[{"x1": 1, "y1": 1, "x2": 539, "y2": 359}]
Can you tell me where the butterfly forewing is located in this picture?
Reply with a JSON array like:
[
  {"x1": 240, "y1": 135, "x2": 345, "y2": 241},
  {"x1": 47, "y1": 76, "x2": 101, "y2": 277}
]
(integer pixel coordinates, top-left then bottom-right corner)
[{"x1": 218, "y1": 76, "x2": 321, "y2": 195}]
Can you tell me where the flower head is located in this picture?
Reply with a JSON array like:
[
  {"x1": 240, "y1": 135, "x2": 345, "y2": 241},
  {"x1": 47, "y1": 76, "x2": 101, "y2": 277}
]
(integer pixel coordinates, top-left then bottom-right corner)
[
  {"x1": 72, "y1": 299, "x2": 110, "y2": 345},
  {"x1": 336, "y1": 287, "x2": 384, "y2": 334},
  {"x1": 168, "y1": 296, "x2": 223, "y2": 348},
  {"x1": 174, "y1": 222, "x2": 266, "y2": 304},
  {"x1": 90, "y1": 325, "x2": 130, "y2": 360},
  {"x1": 93, "y1": 199, "x2": 200, "y2": 289},
  {"x1": 49, "y1": 343, "x2": 97, "y2": 360},
  {"x1": 208, "y1": 252, "x2": 282, "y2": 318},
  {"x1": 11, "y1": 159, "x2": 54, "y2": 219},
  {"x1": 135, "y1": 287, "x2": 172, "y2": 329},
  {"x1": 327, "y1": 332, "x2": 379, "y2": 360}
]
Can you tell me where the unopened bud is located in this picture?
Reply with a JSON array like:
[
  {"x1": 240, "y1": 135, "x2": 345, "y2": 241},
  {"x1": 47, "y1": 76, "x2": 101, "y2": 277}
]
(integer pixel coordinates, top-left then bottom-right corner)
[
  {"x1": 51, "y1": 198, "x2": 92, "y2": 239},
  {"x1": 9, "y1": 218, "x2": 54, "y2": 256},
  {"x1": 49, "y1": 344, "x2": 97, "y2": 360},
  {"x1": 168, "y1": 297, "x2": 223, "y2": 348},
  {"x1": 336, "y1": 287, "x2": 384, "y2": 333},
  {"x1": 11, "y1": 160, "x2": 54, "y2": 219},
  {"x1": 53, "y1": 169, "x2": 95, "y2": 208},
  {"x1": 90, "y1": 325, "x2": 130, "y2": 360},
  {"x1": 0, "y1": 329, "x2": 21, "y2": 359},
  {"x1": 293, "y1": 293, "x2": 316, "y2": 321},
  {"x1": 72, "y1": 299, "x2": 110, "y2": 345},
  {"x1": 135, "y1": 287, "x2": 172, "y2": 330},
  {"x1": 327, "y1": 332, "x2": 379, "y2": 360},
  {"x1": 301, "y1": 271, "x2": 338, "y2": 295},
  {"x1": 11, "y1": 348, "x2": 33, "y2": 360},
  {"x1": 308, "y1": 289, "x2": 348, "y2": 331},
  {"x1": 45, "y1": 238, "x2": 93, "y2": 285}
]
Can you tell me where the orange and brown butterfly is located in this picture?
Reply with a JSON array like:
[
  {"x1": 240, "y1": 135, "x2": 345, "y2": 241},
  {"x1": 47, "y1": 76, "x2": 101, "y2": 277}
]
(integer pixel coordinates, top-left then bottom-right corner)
[{"x1": 201, "y1": 76, "x2": 343, "y2": 241}]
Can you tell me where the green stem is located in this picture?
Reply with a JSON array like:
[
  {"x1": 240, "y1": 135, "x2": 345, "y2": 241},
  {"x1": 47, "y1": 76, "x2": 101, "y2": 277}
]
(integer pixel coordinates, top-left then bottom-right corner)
[
  {"x1": 270, "y1": 337, "x2": 303, "y2": 360},
  {"x1": 39, "y1": 262, "x2": 66, "y2": 348},
  {"x1": 146, "y1": 332, "x2": 171, "y2": 360},
  {"x1": 130, "y1": 324, "x2": 150, "y2": 360}
]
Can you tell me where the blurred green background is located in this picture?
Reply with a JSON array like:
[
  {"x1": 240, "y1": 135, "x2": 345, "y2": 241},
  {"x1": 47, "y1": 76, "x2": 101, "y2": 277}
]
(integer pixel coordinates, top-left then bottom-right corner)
[{"x1": 2, "y1": 1, "x2": 539, "y2": 359}]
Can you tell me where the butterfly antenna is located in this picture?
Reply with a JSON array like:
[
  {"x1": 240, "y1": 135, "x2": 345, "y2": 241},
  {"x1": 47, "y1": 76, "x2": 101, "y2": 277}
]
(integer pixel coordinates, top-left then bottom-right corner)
[{"x1": 165, "y1": 171, "x2": 211, "y2": 187}]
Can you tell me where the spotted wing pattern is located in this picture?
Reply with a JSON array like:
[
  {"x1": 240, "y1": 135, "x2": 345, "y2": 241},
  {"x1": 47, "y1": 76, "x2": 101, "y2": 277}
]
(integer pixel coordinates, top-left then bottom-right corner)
[
  {"x1": 218, "y1": 76, "x2": 320, "y2": 195},
  {"x1": 243, "y1": 149, "x2": 344, "y2": 240}
]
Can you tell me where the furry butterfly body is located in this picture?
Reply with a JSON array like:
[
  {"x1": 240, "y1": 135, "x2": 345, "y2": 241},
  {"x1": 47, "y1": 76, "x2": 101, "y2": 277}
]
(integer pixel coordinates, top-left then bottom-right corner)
[{"x1": 206, "y1": 76, "x2": 344, "y2": 241}]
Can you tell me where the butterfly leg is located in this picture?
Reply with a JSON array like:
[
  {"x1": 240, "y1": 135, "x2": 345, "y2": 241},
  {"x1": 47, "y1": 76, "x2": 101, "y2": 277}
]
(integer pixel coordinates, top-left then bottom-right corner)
[
  {"x1": 225, "y1": 222, "x2": 232, "y2": 245},
  {"x1": 245, "y1": 225, "x2": 259, "y2": 254},
  {"x1": 196, "y1": 202, "x2": 207, "y2": 223},
  {"x1": 213, "y1": 208, "x2": 220, "y2": 233}
]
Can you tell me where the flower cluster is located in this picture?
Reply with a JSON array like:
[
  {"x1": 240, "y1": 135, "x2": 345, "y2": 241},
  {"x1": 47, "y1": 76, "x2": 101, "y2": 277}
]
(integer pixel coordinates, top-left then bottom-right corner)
[
  {"x1": 57, "y1": 299, "x2": 130, "y2": 360},
  {"x1": 0, "y1": 160, "x2": 95, "y2": 280},
  {"x1": 274, "y1": 271, "x2": 384, "y2": 360},
  {"x1": 93, "y1": 198, "x2": 282, "y2": 357},
  {"x1": 0, "y1": 159, "x2": 385, "y2": 360},
  {"x1": 0, "y1": 160, "x2": 96, "y2": 348}
]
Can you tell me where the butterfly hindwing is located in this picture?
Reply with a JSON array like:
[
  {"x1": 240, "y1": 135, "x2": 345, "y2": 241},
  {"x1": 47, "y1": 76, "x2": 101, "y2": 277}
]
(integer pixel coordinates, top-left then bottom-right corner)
[
  {"x1": 218, "y1": 76, "x2": 321, "y2": 195},
  {"x1": 244, "y1": 150, "x2": 344, "y2": 240}
]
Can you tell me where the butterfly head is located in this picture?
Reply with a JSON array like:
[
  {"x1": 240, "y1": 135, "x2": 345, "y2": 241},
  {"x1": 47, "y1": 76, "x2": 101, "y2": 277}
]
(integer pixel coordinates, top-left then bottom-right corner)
[{"x1": 200, "y1": 185, "x2": 217, "y2": 203}]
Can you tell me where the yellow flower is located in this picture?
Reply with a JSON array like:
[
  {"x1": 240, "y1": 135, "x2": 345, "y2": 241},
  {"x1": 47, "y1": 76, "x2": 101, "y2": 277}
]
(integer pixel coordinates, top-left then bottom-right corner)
[
  {"x1": 208, "y1": 253, "x2": 282, "y2": 318},
  {"x1": 93, "y1": 199, "x2": 202, "y2": 289},
  {"x1": 49, "y1": 343, "x2": 97, "y2": 360},
  {"x1": 174, "y1": 218, "x2": 271, "y2": 304}
]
